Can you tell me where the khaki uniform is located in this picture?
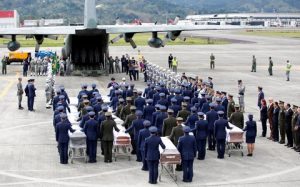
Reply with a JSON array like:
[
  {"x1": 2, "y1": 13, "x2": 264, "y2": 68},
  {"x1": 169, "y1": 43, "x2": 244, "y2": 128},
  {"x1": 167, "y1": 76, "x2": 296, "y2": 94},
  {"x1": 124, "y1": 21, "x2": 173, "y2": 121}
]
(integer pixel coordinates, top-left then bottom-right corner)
[
  {"x1": 229, "y1": 111, "x2": 244, "y2": 129},
  {"x1": 177, "y1": 109, "x2": 190, "y2": 122},
  {"x1": 120, "y1": 104, "x2": 131, "y2": 120},
  {"x1": 116, "y1": 104, "x2": 123, "y2": 118},
  {"x1": 292, "y1": 112, "x2": 299, "y2": 148},
  {"x1": 227, "y1": 100, "x2": 235, "y2": 118},
  {"x1": 162, "y1": 116, "x2": 177, "y2": 137},
  {"x1": 122, "y1": 113, "x2": 137, "y2": 129},
  {"x1": 169, "y1": 125, "x2": 184, "y2": 146}
]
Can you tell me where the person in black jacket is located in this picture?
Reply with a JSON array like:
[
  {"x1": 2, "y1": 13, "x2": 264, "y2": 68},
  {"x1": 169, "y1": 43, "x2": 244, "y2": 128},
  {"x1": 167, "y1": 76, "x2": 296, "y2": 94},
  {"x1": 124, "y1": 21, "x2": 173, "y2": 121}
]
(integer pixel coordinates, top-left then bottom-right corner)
[
  {"x1": 260, "y1": 99, "x2": 268, "y2": 137},
  {"x1": 243, "y1": 114, "x2": 257, "y2": 156},
  {"x1": 272, "y1": 102, "x2": 280, "y2": 142},
  {"x1": 284, "y1": 103, "x2": 294, "y2": 147}
]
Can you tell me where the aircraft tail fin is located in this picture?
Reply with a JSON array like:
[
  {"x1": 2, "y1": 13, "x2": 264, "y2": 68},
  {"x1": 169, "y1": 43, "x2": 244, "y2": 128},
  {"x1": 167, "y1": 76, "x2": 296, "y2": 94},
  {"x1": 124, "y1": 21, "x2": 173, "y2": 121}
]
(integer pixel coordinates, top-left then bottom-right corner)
[{"x1": 84, "y1": 0, "x2": 97, "y2": 28}]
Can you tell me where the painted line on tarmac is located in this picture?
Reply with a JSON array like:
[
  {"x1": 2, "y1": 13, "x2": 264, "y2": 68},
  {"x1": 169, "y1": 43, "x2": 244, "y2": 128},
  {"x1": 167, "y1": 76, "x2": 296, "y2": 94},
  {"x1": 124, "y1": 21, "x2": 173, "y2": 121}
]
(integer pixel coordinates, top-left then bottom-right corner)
[
  {"x1": 0, "y1": 121, "x2": 51, "y2": 131},
  {"x1": 0, "y1": 166, "x2": 140, "y2": 186},
  {"x1": 0, "y1": 72, "x2": 19, "y2": 101}
]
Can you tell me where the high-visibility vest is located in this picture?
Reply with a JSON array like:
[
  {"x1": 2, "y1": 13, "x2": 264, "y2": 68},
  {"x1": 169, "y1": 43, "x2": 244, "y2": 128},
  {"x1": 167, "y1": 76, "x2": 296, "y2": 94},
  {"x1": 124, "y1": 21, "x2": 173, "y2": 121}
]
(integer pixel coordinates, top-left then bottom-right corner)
[
  {"x1": 172, "y1": 59, "x2": 178, "y2": 66},
  {"x1": 286, "y1": 63, "x2": 292, "y2": 71}
]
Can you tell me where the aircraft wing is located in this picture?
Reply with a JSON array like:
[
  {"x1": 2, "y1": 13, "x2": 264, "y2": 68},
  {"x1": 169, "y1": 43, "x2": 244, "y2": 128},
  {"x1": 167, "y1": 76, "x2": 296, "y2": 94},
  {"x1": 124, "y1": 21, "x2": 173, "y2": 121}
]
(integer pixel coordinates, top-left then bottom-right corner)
[{"x1": 0, "y1": 26, "x2": 84, "y2": 35}]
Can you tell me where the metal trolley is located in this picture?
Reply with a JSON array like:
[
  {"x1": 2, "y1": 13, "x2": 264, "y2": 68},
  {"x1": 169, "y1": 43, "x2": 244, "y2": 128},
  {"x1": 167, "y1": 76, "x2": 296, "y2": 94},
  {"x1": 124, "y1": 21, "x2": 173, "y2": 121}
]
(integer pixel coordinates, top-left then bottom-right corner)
[
  {"x1": 226, "y1": 131, "x2": 244, "y2": 157},
  {"x1": 69, "y1": 131, "x2": 88, "y2": 163},
  {"x1": 113, "y1": 134, "x2": 132, "y2": 161}
]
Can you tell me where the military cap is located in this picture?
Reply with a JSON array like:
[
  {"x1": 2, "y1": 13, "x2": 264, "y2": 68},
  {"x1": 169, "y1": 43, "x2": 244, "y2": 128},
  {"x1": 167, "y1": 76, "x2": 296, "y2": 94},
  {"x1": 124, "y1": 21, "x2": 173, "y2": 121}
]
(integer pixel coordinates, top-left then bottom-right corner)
[
  {"x1": 175, "y1": 89, "x2": 181, "y2": 94},
  {"x1": 92, "y1": 92, "x2": 98, "y2": 96},
  {"x1": 138, "y1": 91, "x2": 143, "y2": 95},
  {"x1": 136, "y1": 110, "x2": 143, "y2": 116},
  {"x1": 86, "y1": 106, "x2": 94, "y2": 112},
  {"x1": 133, "y1": 89, "x2": 138, "y2": 93},
  {"x1": 198, "y1": 112, "x2": 205, "y2": 116},
  {"x1": 149, "y1": 126, "x2": 158, "y2": 133},
  {"x1": 217, "y1": 111, "x2": 224, "y2": 115},
  {"x1": 293, "y1": 105, "x2": 298, "y2": 109},
  {"x1": 60, "y1": 113, "x2": 68, "y2": 119},
  {"x1": 119, "y1": 98, "x2": 125, "y2": 102},
  {"x1": 56, "y1": 89, "x2": 61, "y2": 93},
  {"x1": 191, "y1": 107, "x2": 197, "y2": 112},
  {"x1": 279, "y1": 100, "x2": 284, "y2": 104},
  {"x1": 60, "y1": 85, "x2": 65, "y2": 90},
  {"x1": 216, "y1": 98, "x2": 222, "y2": 102},
  {"x1": 159, "y1": 105, "x2": 167, "y2": 110},
  {"x1": 130, "y1": 83, "x2": 135, "y2": 87},
  {"x1": 146, "y1": 99, "x2": 153, "y2": 103},
  {"x1": 130, "y1": 106, "x2": 137, "y2": 110},
  {"x1": 115, "y1": 90, "x2": 120, "y2": 94},
  {"x1": 171, "y1": 98, "x2": 177, "y2": 103},
  {"x1": 122, "y1": 77, "x2": 126, "y2": 81},
  {"x1": 228, "y1": 94, "x2": 233, "y2": 97},
  {"x1": 82, "y1": 84, "x2": 88, "y2": 88},
  {"x1": 183, "y1": 126, "x2": 191, "y2": 133},
  {"x1": 143, "y1": 120, "x2": 151, "y2": 127},
  {"x1": 194, "y1": 103, "x2": 200, "y2": 108},
  {"x1": 176, "y1": 117, "x2": 184, "y2": 121},
  {"x1": 88, "y1": 111, "x2": 95, "y2": 116},
  {"x1": 102, "y1": 106, "x2": 109, "y2": 111},
  {"x1": 155, "y1": 104, "x2": 161, "y2": 109},
  {"x1": 167, "y1": 109, "x2": 174, "y2": 113},
  {"x1": 57, "y1": 106, "x2": 64, "y2": 111},
  {"x1": 170, "y1": 88, "x2": 175, "y2": 93},
  {"x1": 96, "y1": 96, "x2": 102, "y2": 100},
  {"x1": 83, "y1": 99, "x2": 89, "y2": 103},
  {"x1": 221, "y1": 91, "x2": 227, "y2": 95},
  {"x1": 82, "y1": 94, "x2": 88, "y2": 98},
  {"x1": 91, "y1": 83, "x2": 96, "y2": 88},
  {"x1": 59, "y1": 95, "x2": 65, "y2": 99},
  {"x1": 156, "y1": 86, "x2": 161, "y2": 91},
  {"x1": 208, "y1": 77, "x2": 213, "y2": 80},
  {"x1": 234, "y1": 104, "x2": 240, "y2": 108},
  {"x1": 209, "y1": 103, "x2": 215, "y2": 107},
  {"x1": 159, "y1": 93, "x2": 165, "y2": 97},
  {"x1": 126, "y1": 97, "x2": 132, "y2": 101},
  {"x1": 182, "y1": 102, "x2": 188, "y2": 107},
  {"x1": 183, "y1": 96, "x2": 190, "y2": 100},
  {"x1": 105, "y1": 112, "x2": 112, "y2": 116}
]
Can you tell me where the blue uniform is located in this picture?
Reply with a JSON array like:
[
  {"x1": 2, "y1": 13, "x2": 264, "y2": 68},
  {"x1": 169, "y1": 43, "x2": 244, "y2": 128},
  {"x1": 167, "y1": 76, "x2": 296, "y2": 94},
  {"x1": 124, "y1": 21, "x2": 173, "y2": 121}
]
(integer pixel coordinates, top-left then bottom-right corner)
[
  {"x1": 177, "y1": 134, "x2": 197, "y2": 182},
  {"x1": 143, "y1": 87, "x2": 151, "y2": 98},
  {"x1": 193, "y1": 119, "x2": 208, "y2": 159},
  {"x1": 135, "y1": 97, "x2": 146, "y2": 111},
  {"x1": 214, "y1": 118, "x2": 231, "y2": 159},
  {"x1": 138, "y1": 128, "x2": 151, "y2": 170},
  {"x1": 215, "y1": 104, "x2": 225, "y2": 112},
  {"x1": 144, "y1": 135, "x2": 166, "y2": 184},
  {"x1": 199, "y1": 98, "x2": 207, "y2": 110},
  {"x1": 243, "y1": 120, "x2": 257, "y2": 144},
  {"x1": 93, "y1": 103, "x2": 102, "y2": 118},
  {"x1": 83, "y1": 119, "x2": 99, "y2": 162},
  {"x1": 157, "y1": 98, "x2": 168, "y2": 108},
  {"x1": 155, "y1": 112, "x2": 168, "y2": 135},
  {"x1": 206, "y1": 109, "x2": 218, "y2": 150},
  {"x1": 110, "y1": 96, "x2": 119, "y2": 112},
  {"x1": 77, "y1": 90, "x2": 88, "y2": 102},
  {"x1": 152, "y1": 111, "x2": 161, "y2": 126},
  {"x1": 185, "y1": 113, "x2": 198, "y2": 130},
  {"x1": 126, "y1": 118, "x2": 145, "y2": 162},
  {"x1": 174, "y1": 95, "x2": 183, "y2": 106},
  {"x1": 27, "y1": 83, "x2": 36, "y2": 111},
  {"x1": 61, "y1": 90, "x2": 70, "y2": 104},
  {"x1": 80, "y1": 113, "x2": 90, "y2": 128},
  {"x1": 153, "y1": 93, "x2": 160, "y2": 105},
  {"x1": 160, "y1": 87, "x2": 169, "y2": 96},
  {"x1": 148, "y1": 89, "x2": 156, "y2": 99},
  {"x1": 222, "y1": 98, "x2": 228, "y2": 119},
  {"x1": 143, "y1": 105, "x2": 156, "y2": 122},
  {"x1": 258, "y1": 91, "x2": 264, "y2": 108},
  {"x1": 169, "y1": 104, "x2": 181, "y2": 117},
  {"x1": 201, "y1": 102, "x2": 210, "y2": 114},
  {"x1": 167, "y1": 95, "x2": 175, "y2": 106},
  {"x1": 56, "y1": 120, "x2": 75, "y2": 164},
  {"x1": 191, "y1": 97, "x2": 199, "y2": 106},
  {"x1": 182, "y1": 90, "x2": 192, "y2": 98}
]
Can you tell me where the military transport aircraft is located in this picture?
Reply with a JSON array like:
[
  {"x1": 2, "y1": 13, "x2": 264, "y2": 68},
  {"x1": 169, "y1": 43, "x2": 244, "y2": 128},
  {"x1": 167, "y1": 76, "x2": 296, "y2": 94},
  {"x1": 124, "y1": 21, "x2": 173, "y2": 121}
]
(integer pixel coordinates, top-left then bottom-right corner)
[{"x1": 0, "y1": 0, "x2": 257, "y2": 74}]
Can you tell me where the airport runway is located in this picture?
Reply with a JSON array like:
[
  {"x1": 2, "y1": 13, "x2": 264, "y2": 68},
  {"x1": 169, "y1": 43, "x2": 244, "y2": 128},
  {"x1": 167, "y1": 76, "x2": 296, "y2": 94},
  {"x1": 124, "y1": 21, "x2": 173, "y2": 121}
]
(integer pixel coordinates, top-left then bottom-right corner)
[{"x1": 0, "y1": 32, "x2": 300, "y2": 186}]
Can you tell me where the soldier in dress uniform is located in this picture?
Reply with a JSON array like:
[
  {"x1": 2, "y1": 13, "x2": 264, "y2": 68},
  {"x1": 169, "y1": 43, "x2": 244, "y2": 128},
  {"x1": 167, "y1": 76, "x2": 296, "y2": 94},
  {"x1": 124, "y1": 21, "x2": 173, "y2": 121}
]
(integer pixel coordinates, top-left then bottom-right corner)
[
  {"x1": 221, "y1": 91, "x2": 228, "y2": 119},
  {"x1": 17, "y1": 77, "x2": 24, "y2": 110},
  {"x1": 272, "y1": 102, "x2": 280, "y2": 142},
  {"x1": 229, "y1": 104, "x2": 244, "y2": 129},
  {"x1": 144, "y1": 126, "x2": 165, "y2": 184},
  {"x1": 120, "y1": 97, "x2": 132, "y2": 120},
  {"x1": 257, "y1": 86, "x2": 264, "y2": 109},
  {"x1": 284, "y1": 103, "x2": 293, "y2": 147},
  {"x1": 178, "y1": 126, "x2": 197, "y2": 183},
  {"x1": 267, "y1": 98, "x2": 274, "y2": 140},
  {"x1": 169, "y1": 98, "x2": 181, "y2": 117},
  {"x1": 162, "y1": 109, "x2": 177, "y2": 137},
  {"x1": 268, "y1": 57, "x2": 273, "y2": 76},
  {"x1": 227, "y1": 94, "x2": 235, "y2": 118},
  {"x1": 193, "y1": 112, "x2": 208, "y2": 160},
  {"x1": 251, "y1": 55, "x2": 257, "y2": 72},
  {"x1": 100, "y1": 112, "x2": 120, "y2": 162},
  {"x1": 138, "y1": 120, "x2": 151, "y2": 171},
  {"x1": 292, "y1": 105, "x2": 300, "y2": 151},
  {"x1": 238, "y1": 80, "x2": 245, "y2": 112},
  {"x1": 214, "y1": 111, "x2": 232, "y2": 159},
  {"x1": 126, "y1": 110, "x2": 145, "y2": 162},
  {"x1": 135, "y1": 91, "x2": 146, "y2": 111},
  {"x1": 279, "y1": 101, "x2": 286, "y2": 144},
  {"x1": 185, "y1": 107, "x2": 198, "y2": 131},
  {"x1": 123, "y1": 106, "x2": 137, "y2": 153},
  {"x1": 177, "y1": 103, "x2": 190, "y2": 121},
  {"x1": 143, "y1": 99, "x2": 156, "y2": 122},
  {"x1": 115, "y1": 98, "x2": 125, "y2": 118},
  {"x1": 55, "y1": 113, "x2": 75, "y2": 164},
  {"x1": 154, "y1": 105, "x2": 168, "y2": 135},
  {"x1": 206, "y1": 103, "x2": 218, "y2": 151},
  {"x1": 169, "y1": 117, "x2": 184, "y2": 171},
  {"x1": 83, "y1": 111, "x2": 99, "y2": 163}
]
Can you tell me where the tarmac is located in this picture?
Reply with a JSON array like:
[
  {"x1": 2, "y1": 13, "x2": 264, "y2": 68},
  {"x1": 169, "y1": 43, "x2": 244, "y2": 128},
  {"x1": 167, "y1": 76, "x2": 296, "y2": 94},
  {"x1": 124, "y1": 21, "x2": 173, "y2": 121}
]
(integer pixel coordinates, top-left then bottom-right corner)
[{"x1": 0, "y1": 30, "x2": 300, "y2": 186}]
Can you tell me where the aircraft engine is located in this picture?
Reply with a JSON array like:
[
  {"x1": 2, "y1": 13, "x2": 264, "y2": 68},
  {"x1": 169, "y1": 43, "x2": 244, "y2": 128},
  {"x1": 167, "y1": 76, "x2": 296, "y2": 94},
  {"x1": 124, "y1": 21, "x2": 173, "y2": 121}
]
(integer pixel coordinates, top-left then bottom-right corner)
[
  {"x1": 166, "y1": 31, "x2": 181, "y2": 41},
  {"x1": 7, "y1": 35, "x2": 20, "y2": 51},
  {"x1": 35, "y1": 35, "x2": 44, "y2": 45},
  {"x1": 148, "y1": 32, "x2": 163, "y2": 48}
]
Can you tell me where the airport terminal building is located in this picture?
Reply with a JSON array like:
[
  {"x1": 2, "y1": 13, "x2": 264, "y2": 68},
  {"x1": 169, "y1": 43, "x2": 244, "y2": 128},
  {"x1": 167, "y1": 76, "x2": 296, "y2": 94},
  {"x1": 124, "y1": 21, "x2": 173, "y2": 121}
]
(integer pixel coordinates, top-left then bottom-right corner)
[
  {"x1": 0, "y1": 10, "x2": 20, "y2": 28},
  {"x1": 179, "y1": 13, "x2": 300, "y2": 27}
]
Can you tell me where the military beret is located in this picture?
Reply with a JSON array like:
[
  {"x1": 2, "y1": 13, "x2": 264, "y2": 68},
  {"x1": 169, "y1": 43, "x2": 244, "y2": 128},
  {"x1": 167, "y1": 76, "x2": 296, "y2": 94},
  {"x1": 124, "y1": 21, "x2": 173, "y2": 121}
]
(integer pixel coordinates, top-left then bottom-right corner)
[
  {"x1": 119, "y1": 98, "x2": 125, "y2": 102},
  {"x1": 91, "y1": 83, "x2": 96, "y2": 88},
  {"x1": 217, "y1": 111, "x2": 224, "y2": 115},
  {"x1": 85, "y1": 106, "x2": 94, "y2": 112},
  {"x1": 198, "y1": 112, "x2": 205, "y2": 116},
  {"x1": 57, "y1": 106, "x2": 64, "y2": 111},
  {"x1": 176, "y1": 117, "x2": 183, "y2": 121},
  {"x1": 146, "y1": 99, "x2": 153, "y2": 103},
  {"x1": 171, "y1": 98, "x2": 177, "y2": 102},
  {"x1": 149, "y1": 126, "x2": 158, "y2": 133},
  {"x1": 126, "y1": 97, "x2": 132, "y2": 101},
  {"x1": 130, "y1": 106, "x2": 137, "y2": 110},
  {"x1": 167, "y1": 109, "x2": 174, "y2": 113},
  {"x1": 182, "y1": 102, "x2": 188, "y2": 107},
  {"x1": 60, "y1": 113, "x2": 68, "y2": 119},
  {"x1": 88, "y1": 111, "x2": 95, "y2": 116},
  {"x1": 105, "y1": 112, "x2": 112, "y2": 117},
  {"x1": 191, "y1": 107, "x2": 197, "y2": 112},
  {"x1": 59, "y1": 95, "x2": 65, "y2": 99},
  {"x1": 143, "y1": 120, "x2": 151, "y2": 127},
  {"x1": 159, "y1": 105, "x2": 167, "y2": 110},
  {"x1": 184, "y1": 96, "x2": 190, "y2": 100},
  {"x1": 136, "y1": 110, "x2": 143, "y2": 116},
  {"x1": 159, "y1": 93, "x2": 165, "y2": 97},
  {"x1": 183, "y1": 126, "x2": 191, "y2": 133}
]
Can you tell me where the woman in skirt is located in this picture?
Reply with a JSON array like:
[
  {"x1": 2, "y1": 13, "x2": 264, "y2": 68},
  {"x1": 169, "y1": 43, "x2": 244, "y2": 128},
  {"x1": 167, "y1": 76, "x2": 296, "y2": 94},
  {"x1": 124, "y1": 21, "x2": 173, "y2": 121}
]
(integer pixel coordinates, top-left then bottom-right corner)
[{"x1": 243, "y1": 114, "x2": 257, "y2": 156}]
